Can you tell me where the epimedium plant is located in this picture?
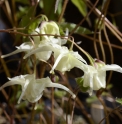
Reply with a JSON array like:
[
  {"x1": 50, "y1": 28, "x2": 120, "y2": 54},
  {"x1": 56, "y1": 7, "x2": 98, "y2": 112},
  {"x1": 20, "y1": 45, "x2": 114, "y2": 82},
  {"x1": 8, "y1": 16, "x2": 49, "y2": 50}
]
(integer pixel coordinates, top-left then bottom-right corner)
[
  {"x1": 0, "y1": 0, "x2": 122, "y2": 124},
  {"x1": 1, "y1": 19, "x2": 122, "y2": 100},
  {"x1": 1, "y1": 18, "x2": 122, "y2": 106}
]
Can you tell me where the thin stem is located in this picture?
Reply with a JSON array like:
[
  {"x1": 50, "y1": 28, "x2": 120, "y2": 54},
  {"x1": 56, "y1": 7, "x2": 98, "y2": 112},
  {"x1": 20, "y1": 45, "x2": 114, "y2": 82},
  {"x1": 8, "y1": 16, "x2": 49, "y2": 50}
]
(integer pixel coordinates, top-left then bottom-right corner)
[
  {"x1": 70, "y1": 0, "x2": 99, "y2": 35},
  {"x1": 60, "y1": 73, "x2": 94, "y2": 124},
  {"x1": 28, "y1": 103, "x2": 36, "y2": 124},
  {"x1": 66, "y1": 96, "x2": 72, "y2": 124},
  {"x1": 79, "y1": 33, "x2": 122, "y2": 50},
  {"x1": 4, "y1": 0, "x2": 13, "y2": 26},
  {"x1": 0, "y1": 29, "x2": 67, "y2": 37},
  {"x1": 108, "y1": 11, "x2": 122, "y2": 17},
  {"x1": 58, "y1": 0, "x2": 69, "y2": 23},
  {"x1": 97, "y1": 91, "x2": 109, "y2": 124},
  {"x1": 0, "y1": 104, "x2": 11, "y2": 123},
  {"x1": 51, "y1": 88, "x2": 54, "y2": 124},
  {"x1": 0, "y1": 52, "x2": 11, "y2": 100},
  {"x1": 86, "y1": 1, "x2": 122, "y2": 42},
  {"x1": 40, "y1": 114, "x2": 47, "y2": 124},
  {"x1": 92, "y1": 0, "x2": 107, "y2": 60},
  {"x1": 105, "y1": 21, "x2": 122, "y2": 42},
  {"x1": 99, "y1": 105, "x2": 121, "y2": 124},
  {"x1": 0, "y1": 28, "x2": 94, "y2": 65},
  {"x1": 98, "y1": 31, "x2": 106, "y2": 62},
  {"x1": 72, "y1": 40, "x2": 94, "y2": 65},
  {"x1": 40, "y1": 62, "x2": 46, "y2": 78},
  {"x1": 11, "y1": 0, "x2": 17, "y2": 26},
  {"x1": 103, "y1": 24, "x2": 114, "y2": 84},
  {"x1": 0, "y1": 57, "x2": 11, "y2": 77},
  {"x1": 70, "y1": 97, "x2": 76, "y2": 124},
  {"x1": 94, "y1": 0, "x2": 110, "y2": 61},
  {"x1": 69, "y1": 36, "x2": 74, "y2": 50}
]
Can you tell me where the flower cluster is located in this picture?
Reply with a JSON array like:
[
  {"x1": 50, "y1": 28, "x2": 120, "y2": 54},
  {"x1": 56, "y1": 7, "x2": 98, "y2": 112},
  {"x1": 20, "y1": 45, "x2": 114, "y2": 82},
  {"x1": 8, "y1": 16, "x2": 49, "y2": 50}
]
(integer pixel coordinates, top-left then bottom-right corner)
[
  {"x1": 1, "y1": 21, "x2": 122, "y2": 103},
  {"x1": 0, "y1": 74, "x2": 75, "y2": 103}
]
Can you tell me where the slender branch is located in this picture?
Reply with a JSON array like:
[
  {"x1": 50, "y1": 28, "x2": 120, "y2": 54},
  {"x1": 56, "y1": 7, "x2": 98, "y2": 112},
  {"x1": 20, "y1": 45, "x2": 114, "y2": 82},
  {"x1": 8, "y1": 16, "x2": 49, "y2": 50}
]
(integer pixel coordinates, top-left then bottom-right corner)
[
  {"x1": 98, "y1": 30, "x2": 106, "y2": 62},
  {"x1": 97, "y1": 90, "x2": 109, "y2": 124},
  {"x1": 51, "y1": 87, "x2": 54, "y2": 124},
  {"x1": 93, "y1": 0, "x2": 110, "y2": 60},
  {"x1": 60, "y1": 73, "x2": 94, "y2": 124},
  {"x1": 70, "y1": 97, "x2": 76, "y2": 124},
  {"x1": 79, "y1": 33, "x2": 122, "y2": 50},
  {"x1": 86, "y1": 1, "x2": 122, "y2": 42},
  {"x1": 28, "y1": 103, "x2": 36, "y2": 124},
  {"x1": 99, "y1": 105, "x2": 121, "y2": 124},
  {"x1": 70, "y1": 0, "x2": 99, "y2": 35},
  {"x1": 58, "y1": 0, "x2": 69, "y2": 23},
  {"x1": 103, "y1": 24, "x2": 114, "y2": 84}
]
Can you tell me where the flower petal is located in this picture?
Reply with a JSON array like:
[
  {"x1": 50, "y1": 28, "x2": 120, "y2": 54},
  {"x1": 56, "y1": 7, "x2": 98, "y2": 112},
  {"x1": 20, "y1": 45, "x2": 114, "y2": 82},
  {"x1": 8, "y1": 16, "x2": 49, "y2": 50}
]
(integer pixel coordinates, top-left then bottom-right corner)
[
  {"x1": 71, "y1": 51, "x2": 87, "y2": 64},
  {"x1": 36, "y1": 51, "x2": 52, "y2": 61},
  {"x1": 50, "y1": 53, "x2": 65, "y2": 73},
  {"x1": 23, "y1": 45, "x2": 54, "y2": 59},
  {"x1": 1, "y1": 49, "x2": 24, "y2": 58},
  {"x1": 40, "y1": 21, "x2": 60, "y2": 40},
  {"x1": 101, "y1": 64, "x2": 122, "y2": 73},
  {"x1": 46, "y1": 81, "x2": 76, "y2": 99},
  {"x1": 17, "y1": 79, "x2": 30, "y2": 103},
  {"x1": 1, "y1": 42, "x2": 33, "y2": 58}
]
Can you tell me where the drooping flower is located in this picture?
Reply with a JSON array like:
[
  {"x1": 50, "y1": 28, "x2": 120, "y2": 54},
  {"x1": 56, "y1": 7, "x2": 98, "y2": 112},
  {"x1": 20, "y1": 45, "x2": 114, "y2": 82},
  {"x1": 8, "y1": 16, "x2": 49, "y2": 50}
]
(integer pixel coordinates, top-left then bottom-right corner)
[
  {"x1": 36, "y1": 21, "x2": 68, "y2": 45},
  {"x1": 80, "y1": 60, "x2": 122, "y2": 95},
  {"x1": 23, "y1": 41, "x2": 61, "y2": 60},
  {"x1": 50, "y1": 46, "x2": 87, "y2": 73},
  {"x1": 31, "y1": 21, "x2": 67, "y2": 45},
  {"x1": 1, "y1": 41, "x2": 52, "y2": 61},
  {"x1": 1, "y1": 21, "x2": 67, "y2": 61},
  {"x1": 0, "y1": 74, "x2": 76, "y2": 103},
  {"x1": 25, "y1": 45, "x2": 87, "y2": 73},
  {"x1": 1, "y1": 42, "x2": 33, "y2": 58}
]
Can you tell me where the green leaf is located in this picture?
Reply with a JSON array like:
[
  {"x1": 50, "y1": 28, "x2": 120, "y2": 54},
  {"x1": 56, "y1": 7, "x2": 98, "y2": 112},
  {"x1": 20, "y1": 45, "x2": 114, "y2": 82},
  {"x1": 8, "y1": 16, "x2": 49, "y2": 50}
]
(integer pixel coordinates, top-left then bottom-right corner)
[
  {"x1": 71, "y1": 0, "x2": 87, "y2": 17},
  {"x1": 28, "y1": 17, "x2": 43, "y2": 33},
  {"x1": 40, "y1": 0, "x2": 56, "y2": 19},
  {"x1": 71, "y1": 0, "x2": 91, "y2": 25},
  {"x1": 54, "y1": 90, "x2": 66, "y2": 98},
  {"x1": 86, "y1": 96, "x2": 97, "y2": 104},
  {"x1": 15, "y1": 101, "x2": 28, "y2": 109},
  {"x1": 60, "y1": 22, "x2": 93, "y2": 34},
  {"x1": 54, "y1": 0, "x2": 63, "y2": 14},
  {"x1": 76, "y1": 77, "x2": 89, "y2": 92},
  {"x1": 39, "y1": 0, "x2": 63, "y2": 20},
  {"x1": 34, "y1": 103, "x2": 44, "y2": 113},
  {"x1": 106, "y1": 84, "x2": 113, "y2": 90},
  {"x1": 116, "y1": 98, "x2": 122, "y2": 104},
  {"x1": 19, "y1": 6, "x2": 35, "y2": 28},
  {"x1": 16, "y1": 6, "x2": 29, "y2": 20},
  {"x1": 16, "y1": 6, "x2": 36, "y2": 41}
]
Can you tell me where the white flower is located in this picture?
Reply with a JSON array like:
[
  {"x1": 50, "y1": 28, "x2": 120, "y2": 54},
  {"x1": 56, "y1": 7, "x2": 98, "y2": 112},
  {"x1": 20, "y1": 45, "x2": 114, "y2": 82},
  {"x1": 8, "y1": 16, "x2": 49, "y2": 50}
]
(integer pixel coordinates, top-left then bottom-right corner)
[
  {"x1": 0, "y1": 74, "x2": 76, "y2": 103},
  {"x1": 1, "y1": 42, "x2": 33, "y2": 58},
  {"x1": 81, "y1": 62, "x2": 122, "y2": 95},
  {"x1": 50, "y1": 46, "x2": 87, "y2": 73},
  {"x1": 23, "y1": 42, "x2": 60, "y2": 60},
  {"x1": 1, "y1": 41, "x2": 52, "y2": 61},
  {"x1": 22, "y1": 45, "x2": 84, "y2": 73},
  {"x1": 32, "y1": 21, "x2": 68, "y2": 45},
  {"x1": 1, "y1": 21, "x2": 67, "y2": 60}
]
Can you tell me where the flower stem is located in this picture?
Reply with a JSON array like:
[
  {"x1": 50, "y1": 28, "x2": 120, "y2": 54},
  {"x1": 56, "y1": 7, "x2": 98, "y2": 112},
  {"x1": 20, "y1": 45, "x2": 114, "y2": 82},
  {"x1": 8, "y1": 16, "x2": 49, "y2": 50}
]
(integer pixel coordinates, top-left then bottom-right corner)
[
  {"x1": 58, "y1": 0, "x2": 69, "y2": 23},
  {"x1": 96, "y1": 90, "x2": 109, "y2": 124},
  {"x1": 51, "y1": 88, "x2": 54, "y2": 124},
  {"x1": 28, "y1": 103, "x2": 36, "y2": 124}
]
